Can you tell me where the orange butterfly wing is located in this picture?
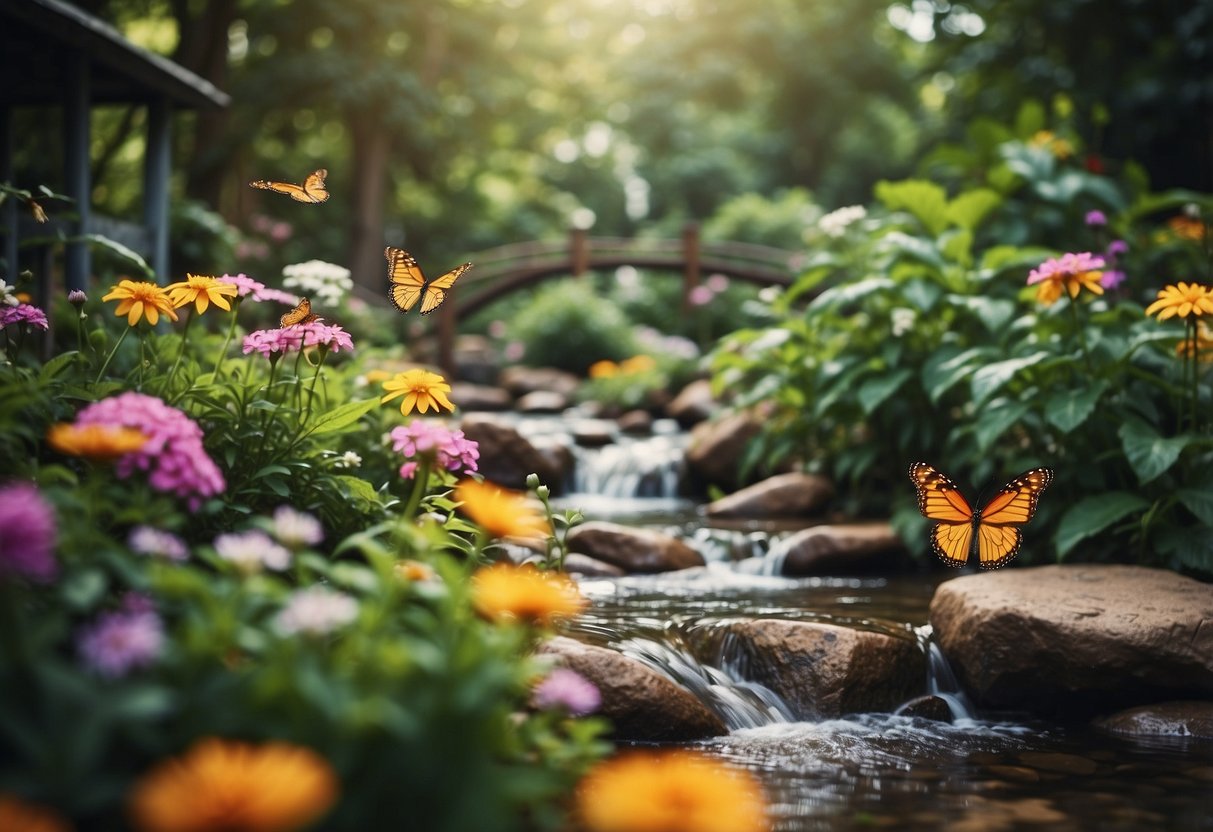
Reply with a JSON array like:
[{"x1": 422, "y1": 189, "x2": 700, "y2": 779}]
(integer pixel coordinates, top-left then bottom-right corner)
[
  {"x1": 250, "y1": 169, "x2": 329, "y2": 204},
  {"x1": 909, "y1": 462, "x2": 975, "y2": 568},
  {"x1": 418, "y1": 263, "x2": 472, "y2": 315},
  {"x1": 385, "y1": 246, "x2": 473, "y2": 315},
  {"x1": 974, "y1": 468, "x2": 1053, "y2": 568},
  {"x1": 280, "y1": 297, "x2": 320, "y2": 327}
]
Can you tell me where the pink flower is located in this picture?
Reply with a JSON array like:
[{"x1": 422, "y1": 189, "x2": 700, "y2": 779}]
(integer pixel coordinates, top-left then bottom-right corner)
[
  {"x1": 275, "y1": 586, "x2": 358, "y2": 636},
  {"x1": 270, "y1": 222, "x2": 293, "y2": 242},
  {"x1": 0, "y1": 303, "x2": 49, "y2": 331},
  {"x1": 242, "y1": 322, "x2": 354, "y2": 359},
  {"x1": 1101, "y1": 270, "x2": 1127, "y2": 289},
  {"x1": 74, "y1": 393, "x2": 226, "y2": 510},
  {"x1": 390, "y1": 420, "x2": 479, "y2": 479},
  {"x1": 78, "y1": 606, "x2": 164, "y2": 677},
  {"x1": 128, "y1": 525, "x2": 189, "y2": 562},
  {"x1": 0, "y1": 482, "x2": 57, "y2": 582},
  {"x1": 272, "y1": 506, "x2": 324, "y2": 549},
  {"x1": 254, "y1": 287, "x2": 301, "y2": 305},
  {"x1": 533, "y1": 668, "x2": 600, "y2": 715},
  {"x1": 214, "y1": 529, "x2": 291, "y2": 573},
  {"x1": 1026, "y1": 251, "x2": 1106, "y2": 285},
  {"x1": 1085, "y1": 210, "x2": 1108, "y2": 227},
  {"x1": 218, "y1": 273, "x2": 266, "y2": 298},
  {"x1": 688, "y1": 285, "x2": 714, "y2": 307},
  {"x1": 706, "y1": 273, "x2": 729, "y2": 293}
]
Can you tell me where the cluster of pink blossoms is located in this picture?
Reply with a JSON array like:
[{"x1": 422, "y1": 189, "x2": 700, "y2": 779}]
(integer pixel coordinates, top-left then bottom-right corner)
[
  {"x1": 77, "y1": 593, "x2": 164, "y2": 678},
  {"x1": 1026, "y1": 251, "x2": 1106, "y2": 286},
  {"x1": 217, "y1": 273, "x2": 300, "y2": 305},
  {"x1": 0, "y1": 303, "x2": 49, "y2": 331},
  {"x1": 0, "y1": 481, "x2": 58, "y2": 582},
  {"x1": 390, "y1": 420, "x2": 479, "y2": 479},
  {"x1": 75, "y1": 392, "x2": 226, "y2": 509},
  {"x1": 242, "y1": 321, "x2": 355, "y2": 360}
]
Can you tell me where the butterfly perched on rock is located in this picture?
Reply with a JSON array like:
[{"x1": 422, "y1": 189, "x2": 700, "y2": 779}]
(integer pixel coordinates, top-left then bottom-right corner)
[
  {"x1": 909, "y1": 462, "x2": 1053, "y2": 569},
  {"x1": 249, "y1": 169, "x2": 330, "y2": 204},
  {"x1": 384, "y1": 246, "x2": 473, "y2": 315},
  {"x1": 280, "y1": 297, "x2": 321, "y2": 327}
]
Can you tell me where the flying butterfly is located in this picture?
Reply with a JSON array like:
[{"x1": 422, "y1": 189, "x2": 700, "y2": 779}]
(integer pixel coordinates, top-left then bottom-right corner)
[
  {"x1": 908, "y1": 462, "x2": 1053, "y2": 570},
  {"x1": 279, "y1": 297, "x2": 321, "y2": 328},
  {"x1": 249, "y1": 169, "x2": 330, "y2": 204},
  {"x1": 384, "y1": 246, "x2": 473, "y2": 315}
]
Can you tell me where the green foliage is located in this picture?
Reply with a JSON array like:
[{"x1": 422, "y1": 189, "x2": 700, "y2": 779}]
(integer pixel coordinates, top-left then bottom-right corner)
[{"x1": 508, "y1": 280, "x2": 638, "y2": 375}]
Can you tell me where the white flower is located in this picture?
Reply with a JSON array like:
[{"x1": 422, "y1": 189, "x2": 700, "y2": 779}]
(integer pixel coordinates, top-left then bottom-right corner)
[
  {"x1": 0, "y1": 279, "x2": 20, "y2": 307},
  {"x1": 128, "y1": 525, "x2": 189, "y2": 561},
  {"x1": 272, "y1": 505, "x2": 324, "y2": 549},
  {"x1": 281, "y1": 260, "x2": 353, "y2": 306},
  {"x1": 213, "y1": 530, "x2": 291, "y2": 573},
  {"x1": 818, "y1": 205, "x2": 867, "y2": 238},
  {"x1": 891, "y1": 307, "x2": 917, "y2": 337},
  {"x1": 275, "y1": 586, "x2": 359, "y2": 636},
  {"x1": 334, "y1": 451, "x2": 362, "y2": 469}
]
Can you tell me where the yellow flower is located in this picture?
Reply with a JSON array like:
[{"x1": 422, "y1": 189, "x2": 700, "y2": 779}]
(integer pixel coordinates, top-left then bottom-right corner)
[
  {"x1": 128, "y1": 738, "x2": 338, "y2": 832},
  {"x1": 47, "y1": 423, "x2": 150, "y2": 460},
  {"x1": 363, "y1": 369, "x2": 393, "y2": 385},
  {"x1": 455, "y1": 478, "x2": 551, "y2": 540},
  {"x1": 1144, "y1": 282, "x2": 1213, "y2": 321},
  {"x1": 101, "y1": 280, "x2": 179, "y2": 327},
  {"x1": 588, "y1": 360, "x2": 619, "y2": 379},
  {"x1": 0, "y1": 794, "x2": 72, "y2": 832},
  {"x1": 471, "y1": 562, "x2": 585, "y2": 626},
  {"x1": 1177, "y1": 320, "x2": 1213, "y2": 362},
  {"x1": 394, "y1": 559, "x2": 437, "y2": 582},
  {"x1": 576, "y1": 751, "x2": 768, "y2": 832},
  {"x1": 165, "y1": 274, "x2": 239, "y2": 314},
  {"x1": 380, "y1": 369, "x2": 455, "y2": 415},
  {"x1": 619, "y1": 354, "x2": 657, "y2": 374},
  {"x1": 1026, "y1": 253, "x2": 1104, "y2": 306}
]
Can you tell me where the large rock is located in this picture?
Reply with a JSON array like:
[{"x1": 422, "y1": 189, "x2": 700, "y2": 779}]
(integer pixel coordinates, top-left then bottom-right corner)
[
  {"x1": 539, "y1": 637, "x2": 726, "y2": 741},
  {"x1": 459, "y1": 415, "x2": 569, "y2": 491},
  {"x1": 500, "y1": 366, "x2": 580, "y2": 398},
  {"x1": 780, "y1": 523, "x2": 907, "y2": 576},
  {"x1": 1094, "y1": 701, "x2": 1213, "y2": 740},
  {"x1": 724, "y1": 620, "x2": 925, "y2": 719},
  {"x1": 567, "y1": 521, "x2": 705, "y2": 573},
  {"x1": 930, "y1": 565, "x2": 1213, "y2": 716},
  {"x1": 684, "y1": 409, "x2": 763, "y2": 490},
  {"x1": 705, "y1": 472, "x2": 835, "y2": 519},
  {"x1": 666, "y1": 379, "x2": 717, "y2": 427},
  {"x1": 449, "y1": 382, "x2": 512, "y2": 412},
  {"x1": 516, "y1": 390, "x2": 569, "y2": 414}
]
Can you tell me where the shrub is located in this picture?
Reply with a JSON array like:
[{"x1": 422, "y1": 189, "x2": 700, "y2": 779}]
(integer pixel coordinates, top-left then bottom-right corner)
[{"x1": 508, "y1": 279, "x2": 637, "y2": 374}]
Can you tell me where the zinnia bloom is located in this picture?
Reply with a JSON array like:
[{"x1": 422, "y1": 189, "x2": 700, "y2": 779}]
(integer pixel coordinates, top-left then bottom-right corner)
[
  {"x1": 241, "y1": 322, "x2": 354, "y2": 359},
  {"x1": 275, "y1": 586, "x2": 359, "y2": 637},
  {"x1": 589, "y1": 360, "x2": 619, "y2": 379},
  {"x1": 1026, "y1": 252, "x2": 1105, "y2": 305},
  {"x1": 576, "y1": 751, "x2": 768, "y2": 832},
  {"x1": 128, "y1": 738, "x2": 338, "y2": 832},
  {"x1": 455, "y1": 479, "x2": 550, "y2": 540},
  {"x1": 165, "y1": 274, "x2": 239, "y2": 314},
  {"x1": 533, "y1": 668, "x2": 601, "y2": 716},
  {"x1": 101, "y1": 280, "x2": 179, "y2": 326},
  {"x1": 390, "y1": 421, "x2": 479, "y2": 479},
  {"x1": 46, "y1": 423, "x2": 150, "y2": 460},
  {"x1": 0, "y1": 481, "x2": 58, "y2": 582},
  {"x1": 0, "y1": 302, "x2": 50, "y2": 331},
  {"x1": 0, "y1": 794, "x2": 71, "y2": 832},
  {"x1": 78, "y1": 605, "x2": 164, "y2": 678},
  {"x1": 217, "y1": 273, "x2": 265, "y2": 299},
  {"x1": 380, "y1": 369, "x2": 455, "y2": 415},
  {"x1": 471, "y1": 563, "x2": 585, "y2": 625},
  {"x1": 1144, "y1": 282, "x2": 1213, "y2": 321}
]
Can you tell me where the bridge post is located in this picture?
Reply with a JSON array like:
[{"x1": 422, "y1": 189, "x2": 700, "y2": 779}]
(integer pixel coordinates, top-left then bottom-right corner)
[
  {"x1": 570, "y1": 227, "x2": 589, "y2": 276},
  {"x1": 437, "y1": 297, "x2": 456, "y2": 377},
  {"x1": 681, "y1": 223, "x2": 701, "y2": 313}
]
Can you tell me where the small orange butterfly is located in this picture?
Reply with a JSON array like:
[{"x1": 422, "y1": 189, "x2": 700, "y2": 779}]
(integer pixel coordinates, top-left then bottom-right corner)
[
  {"x1": 250, "y1": 169, "x2": 330, "y2": 204},
  {"x1": 279, "y1": 297, "x2": 321, "y2": 328},
  {"x1": 909, "y1": 462, "x2": 1052, "y2": 569},
  {"x1": 384, "y1": 246, "x2": 472, "y2": 315}
]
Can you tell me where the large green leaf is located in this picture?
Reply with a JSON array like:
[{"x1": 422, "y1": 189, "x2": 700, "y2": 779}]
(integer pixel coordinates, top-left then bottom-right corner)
[
  {"x1": 945, "y1": 188, "x2": 1002, "y2": 231},
  {"x1": 809, "y1": 276, "x2": 894, "y2": 309},
  {"x1": 949, "y1": 296, "x2": 1016, "y2": 334},
  {"x1": 1177, "y1": 467, "x2": 1213, "y2": 524},
  {"x1": 969, "y1": 351, "x2": 1050, "y2": 407},
  {"x1": 1055, "y1": 492, "x2": 1150, "y2": 557},
  {"x1": 922, "y1": 346, "x2": 987, "y2": 404},
  {"x1": 306, "y1": 398, "x2": 379, "y2": 436},
  {"x1": 1044, "y1": 382, "x2": 1107, "y2": 434},
  {"x1": 857, "y1": 369, "x2": 913, "y2": 416},
  {"x1": 970, "y1": 400, "x2": 1029, "y2": 454},
  {"x1": 1118, "y1": 419, "x2": 1194, "y2": 484},
  {"x1": 875, "y1": 179, "x2": 949, "y2": 236}
]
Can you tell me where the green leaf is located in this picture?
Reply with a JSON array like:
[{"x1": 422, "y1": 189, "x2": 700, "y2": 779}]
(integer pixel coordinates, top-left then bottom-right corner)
[
  {"x1": 1055, "y1": 492, "x2": 1149, "y2": 557},
  {"x1": 809, "y1": 276, "x2": 894, "y2": 310},
  {"x1": 83, "y1": 234, "x2": 154, "y2": 278},
  {"x1": 970, "y1": 400, "x2": 1029, "y2": 454},
  {"x1": 39, "y1": 350, "x2": 81, "y2": 382},
  {"x1": 875, "y1": 179, "x2": 949, "y2": 236},
  {"x1": 901, "y1": 279, "x2": 943, "y2": 312},
  {"x1": 1177, "y1": 488, "x2": 1213, "y2": 525},
  {"x1": 938, "y1": 228, "x2": 974, "y2": 267},
  {"x1": 969, "y1": 351, "x2": 1050, "y2": 407},
  {"x1": 922, "y1": 346, "x2": 986, "y2": 404},
  {"x1": 1044, "y1": 382, "x2": 1107, "y2": 434},
  {"x1": 305, "y1": 398, "x2": 379, "y2": 436},
  {"x1": 337, "y1": 474, "x2": 382, "y2": 508},
  {"x1": 945, "y1": 188, "x2": 1002, "y2": 230},
  {"x1": 1014, "y1": 99, "x2": 1046, "y2": 138},
  {"x1": 1118, "y1": 419, "x2": 1193, "y2": 484},
  {"x1": 950, "y1": 296, "x2": 1016, "y2": 334},
  {"x1": 857, "y1": 369, "x2": 913, "y2": 416}
]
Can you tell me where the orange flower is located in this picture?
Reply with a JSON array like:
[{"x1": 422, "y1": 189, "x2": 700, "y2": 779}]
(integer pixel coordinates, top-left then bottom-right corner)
[
  {"x1": 101, "y1": 280, "x2": 179, "y2": 327},
  {"x1": 0, "y1": 794, "x2": 71, "y2": 832},
  {"x1": 576, "y1": 750, "x2": 768, "y2": 832},
  {"x1": 471, "y1": 562, "x2": 585, "y2": 625},
  {"x1": 1167, "y1": 215, "x2": 1206, "y2": 241},
  {"x1": 165, "y1": 274, "x2": 238, "y2": 314},
  {"x1": 1177, "y1": 320, "x2": 1213, "y2": 362},
  {"x1": 619, "y1": 355, "x2": 657, "y2": 374},
  {"x1": 1144, "y1": 282, "x2": 1213, "y2": 321},
  {"x1": 455, "y1": 478, "x2": 550, "y2": 540},
  {"x1": 379, "y1": 369, "x2": 455, "y2": 416},
  {"x1": 128, "y1": 738, "x2": 338, "y2": 832},
  {"x1": 588, "y1": 360, "x2": 619, "y2": 379},
  {"x1": 394, "y1": 559, "x2": 437, "y2": 582},
  {"x1": 47, "y1": 423, "x2": 150, "y2": 460}
]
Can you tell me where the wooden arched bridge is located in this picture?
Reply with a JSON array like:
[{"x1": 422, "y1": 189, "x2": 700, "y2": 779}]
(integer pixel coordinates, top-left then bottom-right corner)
[{"x1": 407, "y1": 225, "x2": 802, "y2": 372}]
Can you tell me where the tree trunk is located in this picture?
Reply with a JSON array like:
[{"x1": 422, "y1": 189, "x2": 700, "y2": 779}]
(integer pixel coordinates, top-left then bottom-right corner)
[{"x1": 347, "y1": 116, "x2": 391, "y2": 297}]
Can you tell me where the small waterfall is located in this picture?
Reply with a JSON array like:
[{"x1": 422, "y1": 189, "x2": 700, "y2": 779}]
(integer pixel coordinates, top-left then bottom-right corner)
[
  {"x1": 918, "y1": 626, "x2": 976, "y2": 720},
  {"x1": 571, "y1": 430, "x2": 688, "y2": 499}
]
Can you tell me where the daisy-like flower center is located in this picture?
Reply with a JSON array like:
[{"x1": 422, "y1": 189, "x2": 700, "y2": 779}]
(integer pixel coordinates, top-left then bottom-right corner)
[{"x1": 380, "y1": 369, "x2": 455, "y2": 415}]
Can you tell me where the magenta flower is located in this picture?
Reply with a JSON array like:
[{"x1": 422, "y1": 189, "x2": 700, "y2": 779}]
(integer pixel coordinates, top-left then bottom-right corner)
[
  {"x1": 253, "y1": 287, "x2": 302, "y2": 305},
  {"x1": 78, "y1": 605, "x2": 164, "y2": 678},
  {"x1": 389, "y1": 420, "x2": 479, "y2": 479},
  {"x1": 533, "y1": 668, "x2": 601, "y2": 715},
  {"x1": 128, "y1": 525, "x2": 189, "y2": 562},
  {"x1": 272, "y1": 505, "x2": 324, "y2": 549},
  {"x1": 0, "y1": 302, "x2": 49, "y2": 331},
  {"x1": 1085, "y1": 210, "x2": 1108, "y2": 227},
  {"x1": 1100, "y1": 270, "x2": 1127, "y2": 290},
  {"x1": 74, "y1": 393, "x2": 226, "y2": 510},
  {"x1": 688, "y1": 285, "x2": 714, "y2": 307},
  {"x1": 0, "y1": 481, "x2": 58, "y2": 582},
  {"x1": 1026, "y1": 251, "x2": 1106, "y2": 285},
  {"x1": 68, "y1": 289, "x2": 88, "y2": 306},
  {"x1": 242, "y1": 321, "x2": 354, "y2": 359},
  {"x1": 1107, "y1": 239, "x2": 1129, "y2": 259},
  {"x1": 213, "y1": 529, "x2": 291, "y2": 573}
]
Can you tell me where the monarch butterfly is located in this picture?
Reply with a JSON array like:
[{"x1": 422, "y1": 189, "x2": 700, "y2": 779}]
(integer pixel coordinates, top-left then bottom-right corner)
[
  {"x1": 249, "y1": 169, "x2": 330, "y2": 204},
  {"x1": 908, "y1": 462, "x2": 1053, "y2": 569},
  {"x1": 384, "y1": 246, "x2": 473, "y2": 315},
  {"x1": 279, "y1": 297, "x2": 321, "y2": 327}
]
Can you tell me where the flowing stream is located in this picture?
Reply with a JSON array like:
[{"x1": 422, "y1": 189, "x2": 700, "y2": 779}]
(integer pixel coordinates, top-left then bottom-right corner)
[{"x1": 551, "y1": 424, "x2": 1213, "y2": 831}]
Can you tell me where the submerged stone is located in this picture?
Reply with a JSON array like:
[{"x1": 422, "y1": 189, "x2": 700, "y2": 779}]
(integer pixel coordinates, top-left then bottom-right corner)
[
  {"x1": 1094, "y1": 701, "x2": 1213, "y2": 740},
  {"x1": 705, "y1": 472, "x2": 835, "y2": 519},
  {"x1": 567, "y1": 521, "x2": 705, "y2": 573}
]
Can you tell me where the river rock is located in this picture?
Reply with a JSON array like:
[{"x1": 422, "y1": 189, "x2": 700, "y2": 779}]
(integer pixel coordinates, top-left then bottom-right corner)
[
  {"x1": 539, "y1": 636, "x2": 726, "y2": 741},
  {"x1": 684, "y1": 409, "x2": 764, "y2": 490},
  {"x1": 449, "y1": 381, "x2": 512, "y2": 411},
  {"x1": 459, "y1": 415, "x2": 569, "y2": 492},
  {"x1": 500, "y1": 365, "x2": 580, "y2": 398},
  {"x1": 616, "y1": 409, "x2": 653, "y2": 434},
  {"x1": 781, "y1": 523, "x2": 907, "y2": 576},
  {"x1": 929, "y1": 565, "x2": 1213, "y2": 716},
  {"x1": 666, "y1": 378, "x2": 716, "y2": 427},
  {"x1": 570, "y1": 419, "x2": 617, "y2": 447},
  {"x1": 895, "y1": 694, "x2": 954, "y2": 722},
  {"x1": 1094, "y1": 701, "x2": 1213, "y2": 740},
  {"x1": 561, "y1": 553, "x2": 627, "y2": 578},
  {"x1": 705, "y1": 472, "x2": 835, "y2": 519},
  {"x1": 516, "y1": 390, "x2": 569, "y2": 414},
  {"x1": 725, "y1": 620, "x2": 925, "y2": 719},
  {"x1": 451, "y1": 335, "x2": 500, "y2": 385},
  {"x1": 567, "y1": 521, "x2": 705, "y2": 573}
]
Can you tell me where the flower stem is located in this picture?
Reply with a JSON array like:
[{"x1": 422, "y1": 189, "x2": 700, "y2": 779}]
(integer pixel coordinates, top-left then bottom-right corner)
[
  {"x1": 163, "y1": 308, "x2": 195, "y2": 394},
  {"x1": 1067, "y1": 293, "x2": 1092, "y2": 370},
  {"x1": 94, "y1": 325, "x2": 131, "y2": 383},
  {"x1": 402, "y1": 457, "x2": 432, "y2": 521},
  {"x1": 301, "y1": 346, "x2": 329, "y2": 426},
  {"x1": 213, "y1": 301, "x2": 242, "y2": 379}
]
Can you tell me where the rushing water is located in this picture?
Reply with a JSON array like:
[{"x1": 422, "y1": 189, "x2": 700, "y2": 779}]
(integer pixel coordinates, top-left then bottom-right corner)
[{"x1": 554, "y1": 429, "x2": 1213, "y2": 832}]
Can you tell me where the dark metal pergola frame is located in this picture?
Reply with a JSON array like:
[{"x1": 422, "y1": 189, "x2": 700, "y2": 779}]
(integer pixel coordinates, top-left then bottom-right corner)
[{"x1": 0, "y1": 0, "x2": 229, "y2": 290}]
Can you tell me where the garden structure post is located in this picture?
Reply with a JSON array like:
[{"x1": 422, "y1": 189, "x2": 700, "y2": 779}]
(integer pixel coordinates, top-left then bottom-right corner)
[{"x1": 63, "y1": 49, "x2": 91, "y2": 294}]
